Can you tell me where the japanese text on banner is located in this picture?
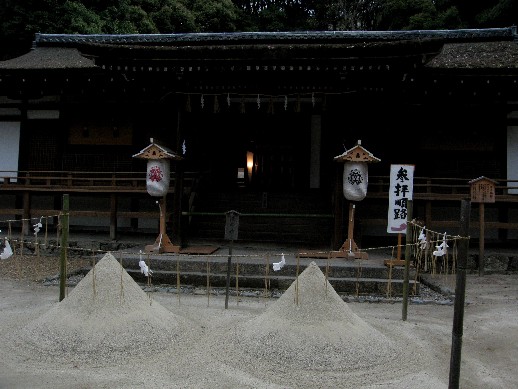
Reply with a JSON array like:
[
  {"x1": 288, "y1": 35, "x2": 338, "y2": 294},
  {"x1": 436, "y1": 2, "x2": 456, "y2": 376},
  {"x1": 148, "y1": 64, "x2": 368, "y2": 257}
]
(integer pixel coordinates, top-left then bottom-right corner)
[{"x1": 387, "y1": 164, "x2": 414, "y2": 233}]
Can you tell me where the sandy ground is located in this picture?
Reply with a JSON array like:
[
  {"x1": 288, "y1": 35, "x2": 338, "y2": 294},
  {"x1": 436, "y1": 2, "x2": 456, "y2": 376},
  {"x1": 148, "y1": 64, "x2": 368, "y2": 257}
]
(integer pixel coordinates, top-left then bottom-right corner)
[{"x1": 0, "y1": 255, "x2": 517, "y2": 389}]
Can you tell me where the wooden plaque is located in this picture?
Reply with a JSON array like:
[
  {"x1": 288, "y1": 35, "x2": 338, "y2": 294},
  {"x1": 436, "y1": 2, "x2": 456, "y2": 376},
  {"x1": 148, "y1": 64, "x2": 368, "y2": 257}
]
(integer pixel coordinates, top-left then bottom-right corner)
[{"x1": 469, "y1": 177, "x2": 496, "y2": 203}]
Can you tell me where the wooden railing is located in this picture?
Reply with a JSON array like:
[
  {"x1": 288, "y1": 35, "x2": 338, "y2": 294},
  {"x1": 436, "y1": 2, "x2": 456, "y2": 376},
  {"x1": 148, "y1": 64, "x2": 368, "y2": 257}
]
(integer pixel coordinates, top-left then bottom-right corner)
[
  {"x1": 1, "y1": 171, "x2": 517, "y2": 240},
  {"x1": 368, "y1": 176, "x2": 518, "y2": 202},
  {"x1": 1, "y1": 171, "x2": 149, "y2": 192},
  {"x1": 0, "y1": 170, "x2": 202, "y2": 239},
  {"x1": 363, "y1": 176, "x2": 518, "y2": 235},
  {"x1": 2, "y1": 171, "x2": 517, "y2": 198}
]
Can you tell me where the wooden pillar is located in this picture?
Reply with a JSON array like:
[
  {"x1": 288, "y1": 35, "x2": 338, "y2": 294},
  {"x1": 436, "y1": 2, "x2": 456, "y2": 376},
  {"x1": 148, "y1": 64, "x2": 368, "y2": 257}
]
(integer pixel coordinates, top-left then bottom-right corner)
[
  {"x1": 425, "y1": 200, "x2": 432, "y2": 229},
  {"x1": 172, "y1": 165, "x2": 184, "y2": 246},
  {"x1": 333, "y1": 164, "x2": 343, "y2": 250},
  {"x1": 144, "y1": 195, "x2": 179, "y2": 253},
  {"x1": 110, "y1": 193, "x2": 118, "y2": 240},
  {"x1": 22, "y1": 191, "x2": 30, "y2": 236},
  {"x1": 172, "y1": 102, "x2": 184, "y2": 247},
  {"x1": 449, "y1": 199, "x2": 471, "y2": 389},
  {"x1": 130, "y1": 197, "x2": 139, "y2": 231},
  {"x1": 479, "y1": 203, "x2": 485, "y2": 276}
]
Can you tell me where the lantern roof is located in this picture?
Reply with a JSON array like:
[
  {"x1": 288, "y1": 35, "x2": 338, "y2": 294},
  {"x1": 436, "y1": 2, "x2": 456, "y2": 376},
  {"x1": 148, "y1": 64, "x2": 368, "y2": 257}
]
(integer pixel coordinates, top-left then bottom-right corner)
[
  {"x1": 468, "y1": 176, "x2": 498, "y2": 185},
  {"x1": 132, "y1": 138, "x2": 183, "y2": 160},
  {"x1": 334, "y1": 140, "x2": 380, "y2": 163}
]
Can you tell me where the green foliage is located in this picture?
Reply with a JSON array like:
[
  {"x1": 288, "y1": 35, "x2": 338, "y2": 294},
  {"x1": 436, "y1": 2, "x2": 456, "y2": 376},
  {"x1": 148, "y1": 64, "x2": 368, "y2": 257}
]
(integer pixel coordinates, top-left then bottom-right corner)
[
  {"x1": 255, "y1": 4, "x2": 288, "y2": 31},
  {"x1": 191, "y1": 0, "x2": 242, "y2": 32},
  {"x1": 475, "y1": 0, "x2": 518, "y2": 28},
  {"x1": 149, "y1": 1, "x2": 198, "y2": 33},
  {"x1": 62, "y1": 1, "x2": 104, "y2": 34}
]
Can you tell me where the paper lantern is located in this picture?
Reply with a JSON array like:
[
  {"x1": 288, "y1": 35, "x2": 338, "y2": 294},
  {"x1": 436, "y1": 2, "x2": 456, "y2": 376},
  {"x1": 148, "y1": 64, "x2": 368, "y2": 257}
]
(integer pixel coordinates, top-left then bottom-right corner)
[
  {"x1": 333, "y1": 140, "x2": 380, "y2": 259},
  {"x1": 343, "y1": 161, "x2": 368, "y2": 201},
  {"x1": 146, "y1": 159, "x2": 170, "y2": 197},
  {"x1": 334, "y1": 140, "x2": 380, "y2": 202},
  {"x1": 133, "y1": 138, "x2": 182, "y2": 198},
  {"x1": 132, "y1": 139, "x2": 183, "y2": 253}
]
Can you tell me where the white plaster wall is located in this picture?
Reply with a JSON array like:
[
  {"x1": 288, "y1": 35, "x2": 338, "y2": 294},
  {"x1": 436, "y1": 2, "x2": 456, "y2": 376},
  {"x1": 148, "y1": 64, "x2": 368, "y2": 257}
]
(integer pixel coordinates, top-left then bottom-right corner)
[
  {"x1": 507, "y1": 124, "x2": 518, "y2": 194},
  {"x1": 0, "y1": 122, "x2": 20, "y2": 182}
]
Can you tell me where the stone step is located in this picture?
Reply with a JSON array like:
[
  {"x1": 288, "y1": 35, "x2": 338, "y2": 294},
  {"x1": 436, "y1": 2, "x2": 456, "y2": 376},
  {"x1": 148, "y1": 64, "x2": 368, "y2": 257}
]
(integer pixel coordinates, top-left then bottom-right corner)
[
  {"x1": 119, "y1": 255, "x2": 410, "y2": 279},
  {"x1": 119, "y1": 253, "x2": 419, "y2": 297},
  {"x1": 128, "y1": 269, "x2": 419, "y2": 296}
]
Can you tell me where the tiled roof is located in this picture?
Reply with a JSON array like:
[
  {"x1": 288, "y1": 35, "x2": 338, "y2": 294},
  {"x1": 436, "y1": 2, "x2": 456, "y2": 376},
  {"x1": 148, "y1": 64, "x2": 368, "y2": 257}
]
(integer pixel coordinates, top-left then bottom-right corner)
[
  {"x1": 0, "y1": 47, "x2": 97, "y2": 70},
  {"x1": 427, "y1": 41, "x2": 518, "y2": 69},
  {"x1": 33, "y1": 27, "x2": 516, "y2": 46},
  {"x1": 0, "y1": 27, "x2": 516, "y2": 71}
]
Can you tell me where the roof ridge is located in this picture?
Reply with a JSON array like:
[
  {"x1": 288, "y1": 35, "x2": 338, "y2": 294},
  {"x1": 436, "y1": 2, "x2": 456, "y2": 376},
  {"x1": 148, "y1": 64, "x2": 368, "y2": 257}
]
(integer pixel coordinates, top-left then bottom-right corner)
[{"x1": 34, "y1": 28, "x2": 517, "y2": 47}]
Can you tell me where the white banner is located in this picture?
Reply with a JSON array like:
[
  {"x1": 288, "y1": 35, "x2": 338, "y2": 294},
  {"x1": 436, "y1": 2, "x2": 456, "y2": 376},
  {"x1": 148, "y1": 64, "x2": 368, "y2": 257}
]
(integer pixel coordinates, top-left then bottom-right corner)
[{"x1": 387, "y1": 164, "x2": 414, "y2": 233}]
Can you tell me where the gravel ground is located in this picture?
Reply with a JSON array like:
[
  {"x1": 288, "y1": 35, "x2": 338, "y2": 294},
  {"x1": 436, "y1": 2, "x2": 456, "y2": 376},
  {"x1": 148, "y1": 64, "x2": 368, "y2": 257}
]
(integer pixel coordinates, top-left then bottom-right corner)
[{"x1": 0, "y1": 253, "x2": 517, "y2": 388}]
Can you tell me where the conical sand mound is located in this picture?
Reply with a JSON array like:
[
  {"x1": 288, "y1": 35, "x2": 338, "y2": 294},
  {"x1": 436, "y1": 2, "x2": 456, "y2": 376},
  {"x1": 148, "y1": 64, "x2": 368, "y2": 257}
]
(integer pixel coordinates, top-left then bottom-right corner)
[
  {"x1": 212, "y1": 262, "x2": 404, "y2": 372},
  {"x1": 18, "y1": 253, "x2": 184, "y2": 362}
]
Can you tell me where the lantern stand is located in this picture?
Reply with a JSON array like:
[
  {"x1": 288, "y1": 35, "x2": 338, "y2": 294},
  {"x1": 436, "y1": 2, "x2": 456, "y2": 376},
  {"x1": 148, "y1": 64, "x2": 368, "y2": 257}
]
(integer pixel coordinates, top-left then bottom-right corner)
[
  {"x1": 333, "y1": 140, "x2": 380, "y2": 259},
  {"x1": 133, "y1": 138, "x2": 183, "y2": 254}
]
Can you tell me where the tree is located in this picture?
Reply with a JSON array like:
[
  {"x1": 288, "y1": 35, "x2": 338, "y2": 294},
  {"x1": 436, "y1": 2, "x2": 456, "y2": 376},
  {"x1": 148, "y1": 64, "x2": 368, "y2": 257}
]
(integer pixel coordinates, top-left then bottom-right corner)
[
  {"x1": 149, "y1": 0, "x2": 198, "y2": 33},
  {"x1": 61, "y1": 1, "x2": 104, "y2": 34},
  {"x1": 191, "y1": 0, "x2": 244, "y2": 32},
  {"x1": 475, "y1": 0, "x2": 518, "y2": 28},
  {"x1": 308, "y1": 0, "x2": 383, "y2": 31},
  {"x1": 0, "y1": 0, "x2": 64, "y2": 58}
]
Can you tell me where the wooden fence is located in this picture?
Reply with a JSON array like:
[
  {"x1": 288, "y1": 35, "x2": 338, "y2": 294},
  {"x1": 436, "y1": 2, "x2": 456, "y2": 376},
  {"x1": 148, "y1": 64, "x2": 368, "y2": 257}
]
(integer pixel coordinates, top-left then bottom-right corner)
[{"x1": 1, "y1": 171, "x2": 518, "y2": 241}]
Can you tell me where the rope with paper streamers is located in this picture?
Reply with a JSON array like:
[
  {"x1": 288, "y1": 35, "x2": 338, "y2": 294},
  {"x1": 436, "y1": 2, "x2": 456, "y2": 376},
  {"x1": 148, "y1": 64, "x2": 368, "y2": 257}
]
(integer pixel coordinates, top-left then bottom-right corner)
[
  {"x1": 180, "y1": 91, "x2": 333, "y2": 114},
  {"x1": 407, "y1": 219, "x2": 464, "y2": 276},
  {"x1": 1, "y1": 214, "x2": 472, "y2": 306}
]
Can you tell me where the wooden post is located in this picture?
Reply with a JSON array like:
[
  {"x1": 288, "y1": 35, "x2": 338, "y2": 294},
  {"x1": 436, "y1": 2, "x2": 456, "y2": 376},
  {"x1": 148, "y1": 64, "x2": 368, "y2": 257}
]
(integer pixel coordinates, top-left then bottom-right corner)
[
  {"x1": 397, "y1": 233, "x2": 402, "y2": 261},
  {"x1": 173, "y1": 105, "x2": 184, "y2": 247},
  {"x1": 333, "y1": 164, "x2": 343, "y2": 250},
  {"x1": 224, "y1": 211, "x2": 239, "y2": 309},
  {"x1": 59, "y1": 194, "x2": 69, "y2": 302},
  {"x1": 402, "y1": 200, "x2": 413, "y2": 321},
  {"x1": 110, "y1": 193, "x2": 117, "y2": 241},
  {"x1": 479, "y1": 203, "x2": 485, "y2": 276},
  {"x1": 225, "y1": 240, "x2": 233, "y2": 309},
  {"x1": 145, "y1": 196, "x2": 179, "y2": 253},
  {"x1": 22, "y1": 191, "x2": 30, "y2": 236},
  {"x1": 337, "y1": 203, "x2": 368, "y2": 259},
  {"x1": 172, "y1": 166, "x2": 184, "y2": 247},
  {"x1": 448, "y1": 199, "x2": 471, "y2": 389},
  {"x1": 130, "y1": 197, "x2": 139, "y2": 231},
  {"x1": 468, "y1": 176, "x2": 496, "y2": 277}
]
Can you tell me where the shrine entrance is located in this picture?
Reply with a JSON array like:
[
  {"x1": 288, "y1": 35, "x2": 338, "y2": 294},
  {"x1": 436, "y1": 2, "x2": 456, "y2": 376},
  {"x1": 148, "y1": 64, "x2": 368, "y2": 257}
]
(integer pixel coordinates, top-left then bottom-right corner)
[{"x1": 184, "y1": 111, "x2": 313, "y2": 192}]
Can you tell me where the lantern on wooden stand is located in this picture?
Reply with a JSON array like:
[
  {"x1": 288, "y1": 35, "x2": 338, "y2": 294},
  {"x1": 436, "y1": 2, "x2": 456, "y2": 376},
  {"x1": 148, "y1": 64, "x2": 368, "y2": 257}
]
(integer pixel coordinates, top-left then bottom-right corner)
[
  {"x1": 334, "y1": 140, "x2": 380, "y2": 259},
  {"x1": 133, "y1": 138, "x2": 183, "y2": 253}
]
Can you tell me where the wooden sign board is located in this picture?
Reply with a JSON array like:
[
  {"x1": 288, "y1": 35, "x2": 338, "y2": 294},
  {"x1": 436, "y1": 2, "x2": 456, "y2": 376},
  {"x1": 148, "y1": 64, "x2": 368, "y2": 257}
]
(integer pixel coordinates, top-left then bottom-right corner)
[
  {"x1": 224, "y1": 210, "x2": 240, "y2": 241},
  {"x1": 469, "y1": 177, "x2": 496, "y2": 203}
]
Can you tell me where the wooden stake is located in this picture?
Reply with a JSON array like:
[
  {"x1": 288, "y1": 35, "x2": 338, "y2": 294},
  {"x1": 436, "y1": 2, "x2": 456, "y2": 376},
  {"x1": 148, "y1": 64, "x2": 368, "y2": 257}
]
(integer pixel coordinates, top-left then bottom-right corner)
[
  {"x1": 235, "y1": 257, "x2": 240, "y2": 306},
  {"x1": 449, "y1": 199, "x2": 471, "y2": 389},
  {"x1": 225, "y1": 240, "x2": 233, "y2": 309},
  {"x1": 479, "y1": 203, "x2": 485, "y2": 276},
  {"x1": 402, "y1": 200, "x2": 413, "y2": 321},
  {"x1": 295, "y1": 254, "x2": 300, "y2": 305},
  {"x1": 176, "y1": 254, "x2": 181, "y2": 304},
  {"x1": 206, "y1": 257, "x2": 210, "y2": 307},
  {"x1": 59, "y1": 194, "x2": 69, "y2": 302}
]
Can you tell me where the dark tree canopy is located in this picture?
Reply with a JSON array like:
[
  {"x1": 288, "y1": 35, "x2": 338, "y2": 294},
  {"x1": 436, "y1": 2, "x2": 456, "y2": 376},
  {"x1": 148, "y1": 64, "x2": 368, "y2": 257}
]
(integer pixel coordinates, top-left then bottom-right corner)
[{"x1": 1, "y1": 0, "x2": 517, "y2": 59}]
